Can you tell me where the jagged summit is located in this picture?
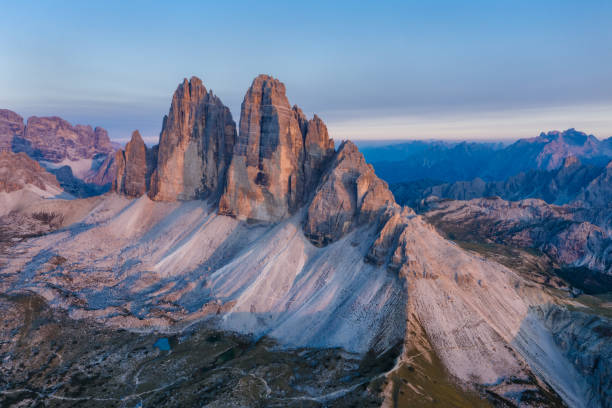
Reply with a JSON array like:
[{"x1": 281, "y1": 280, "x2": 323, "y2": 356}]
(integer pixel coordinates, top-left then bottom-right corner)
[
  {"x1": 149, "y1": 76, "x2": 236, "y2": 201},
  {"x1": 113, "y1": 130, "x2": 156, "y2": 197},
  {"x1": 3, "y1": 75, "x2": 611, "y2": 407},
  {"x1": 0, "y1": 108, "x2": 117, "y2": 195},
  {"x1": 0, "y1": 109, "x2": 25, "y2": 151},
  {"x1": 219, "y1": 74, "x2": 335, "y2": 221},
  {"x1": 115, "y1": 74, "x2": 337, "y2": 222},
  {"x1": 534, "y1": 128, "x2": 598, "y2": 146},
  {"x1": 304, "y1": 140, "x2": 397, "y2": 246},
  {"x1": 112, "y1": 74, "x2": 401, "y2": 250}
]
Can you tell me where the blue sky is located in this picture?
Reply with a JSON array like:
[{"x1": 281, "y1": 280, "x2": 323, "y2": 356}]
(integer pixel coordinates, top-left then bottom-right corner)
[{"x1": 1, "y1": 0, "x2": 611, "y2": 144}]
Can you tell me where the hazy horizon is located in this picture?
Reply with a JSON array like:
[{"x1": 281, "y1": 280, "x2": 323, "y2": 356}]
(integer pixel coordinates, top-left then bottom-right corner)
[{"x1": 2, "y1": 0, "x2": 611, "y2": 144}]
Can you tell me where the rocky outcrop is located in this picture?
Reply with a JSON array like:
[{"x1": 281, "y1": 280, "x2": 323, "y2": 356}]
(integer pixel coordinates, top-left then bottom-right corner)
[
  {"x1": 12, "y1": 116, "x2": 114, "y2": 162},
  {"x1": 219, "y1": 75, "x2": 334, "y2": 221},
  {"x1": 86, "y1": 153, "x2": 117, "y2": 186},
  {"x1": 422, "y1": 196, "x2": 612, "y2": 279},
  {"x1": 113, "y1": 131, "x2": 155, "y2": 197},
  {"x1": 297, "y1": 109, "x2": 336, "y2": 195},
  {"x1": 537, "y1": 305, "x2": 612, "y2": 408},
  {"x1": 0, "y1": 111, "x2": 118, "y2": 191},
  {"x1": 0, "y1": 151, "x2": 60, "y2": 192},
  {"x1": 577, "y1": 160, "x2": 612, "y2": 209},
  {"x1": 365, "y1": 206, "x2": 415, "y2": 265},
  {"x1": 0, "y1": 109, "x2": 24, "y2": 151},
  {"x1": 303, "y1": 141, "x2": 395, "y2": 246},
  {"x1": 149, "y1": 77, "x2": 236, "y2": 201},
  {"x1": 488, "y1": 128, "x2": 612, "y2": 177}
]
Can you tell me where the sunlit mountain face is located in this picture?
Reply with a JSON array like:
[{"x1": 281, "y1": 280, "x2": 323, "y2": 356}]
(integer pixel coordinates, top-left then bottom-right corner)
[
  {"x1": 1, "y1": 73, "x2": 610, "y2": 408},
  {"x1": 2, "y1": 2, "x2": 612, "y2": 407}
]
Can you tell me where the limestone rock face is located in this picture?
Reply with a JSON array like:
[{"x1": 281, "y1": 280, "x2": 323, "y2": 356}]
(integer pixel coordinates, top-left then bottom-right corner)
[
  {"x1": 0, "y1": 151, "x2": 60, "y2": 192},
  {"x1": 0, "y1": 109, "x2": 25, "y2": 151},
  {"x1": 303, "y1": 141, "x2": 395, "y2": 246},
  {"x1": 577, "y1": 160, "x2": 612, "y2": 209},
  {"x1": 149, "y1": 77, "x2": 236, "y2": 201},
  {"x1": 12, "y1": 116, "x2": 114, "y2": 162},
  {"x1": 113, "y1": 131, "x2": 153, "y2": 197},
  {"x1": 366, "y1": 206, "x2": 415, "y2": 266},
  {"x1": 303, "y1": 114, "x2": 335, "y2": 194},
  {"x1": 87, "y1": 153, "x2": 117, "y2": 186},
  {"x1": 0, "y1": 110, "x2": 117, "y2": 190},
  {"x1": 219, "y1": 75, "x2": 334, "y2": 221},
  {"x1": 422, "y1": 196, "x2": 612, "y2": 276}
]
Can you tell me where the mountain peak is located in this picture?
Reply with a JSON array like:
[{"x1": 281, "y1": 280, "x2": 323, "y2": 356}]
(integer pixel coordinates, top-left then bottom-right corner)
[
  {"x1": 219, "y1": 75, "x2": 334, "y2": 221},
  {"x1": 113, "y1": 130, "x2": 151, "y2": 197},
  {"x1": 0, "y1": 150, "x2": 60, "y2": 193},
  {"x1": 149, "y1": 77, "x2": 236, "y2": 201},
  {"x1": 304, "y1": 139, "x2": 395, "y2": 246},
  {"x1": 0, "y1": 109, "x2": 25, "y2": 151}
]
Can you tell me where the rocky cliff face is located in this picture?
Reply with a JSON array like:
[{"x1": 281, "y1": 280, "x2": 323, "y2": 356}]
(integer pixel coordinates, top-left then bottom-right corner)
[
  {"x1": 219, "y1": 75, "x2": 334, "y2": 221},
  {"x1": 13, "y1": 116, "x2": 114, "y2": 163},
  {"x1": 577, "y1": 161, "x2": 612, "y2": 209},
  {"x1": 0, "y1": 109, "x2": 117, "y2": 193},
  {"x1": 0, "y1": 151, "x2": 60, "y2": 193},
  {"x1": 113, "y1": 131, "x2": 155, "y2": 197},
  {"x1": 536, "y1": 305, "x2": 612, "y2": 408},
  {"x1": 422, "y1": 196, "x2": 612, "y2": 280},
  {"x1": 303, "y1": 141, "x2": 396, "y2": 246},
  {"x1": 149, "y1": 77, "x2": 236, "y2": 201},
  {"x1": 86, "y1": 153, "x2": 117, "y2": 186},
  {"x1": 0, "y1": 109, "x2": 25, "y2": 151}
]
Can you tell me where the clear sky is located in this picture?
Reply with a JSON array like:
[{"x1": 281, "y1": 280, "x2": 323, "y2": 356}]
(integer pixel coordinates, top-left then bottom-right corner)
[{"x1": 1, "y1": 0, "x2": 611, "y2": 144}]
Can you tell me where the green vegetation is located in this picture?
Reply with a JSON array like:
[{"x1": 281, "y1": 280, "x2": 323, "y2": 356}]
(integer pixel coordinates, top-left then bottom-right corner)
[
  {"x1": 0, "y1": 293, "x2": 393, "y2": 407},
  {"x1": 387, "y1": 349, "x2": 492, "y2": 408}
]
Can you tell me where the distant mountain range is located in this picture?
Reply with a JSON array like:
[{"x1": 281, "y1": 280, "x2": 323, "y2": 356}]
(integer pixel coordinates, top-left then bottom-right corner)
[
  {"x1": 391, "y1": 156, "x2": 608, "y2": 208},
  {"x1": 0, "y1": 109, "x2": 118, "y2": 197},
  {"x1": 363, "y1": 129, "x2": 612, "y2": 184},
  {"x1": 0, "y1": 77, "x2": 610, "y2": 407}
]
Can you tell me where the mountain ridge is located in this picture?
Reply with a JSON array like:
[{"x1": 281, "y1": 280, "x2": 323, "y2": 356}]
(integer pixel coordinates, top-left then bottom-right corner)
[{"x1": 1, "y1": 75, "x2": 610, "y2": 407}]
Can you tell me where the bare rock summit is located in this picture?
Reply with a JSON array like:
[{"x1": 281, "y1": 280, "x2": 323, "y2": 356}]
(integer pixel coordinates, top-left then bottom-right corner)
[
  {"x1": 219, "y1": 74, "x2": 335, "y2": 221},
  {"x1": 304, "y1": 140, "x2": 396, "y2": 246},
  {"x1": 0, "y1": 109, "x2": 25, "y2": 151},
  {"x1": 149, "y1": 77, "x2": 236, "y2": 201},
  {"x1": 113, "y1": 131, "x2": 155, "y2": 197}
]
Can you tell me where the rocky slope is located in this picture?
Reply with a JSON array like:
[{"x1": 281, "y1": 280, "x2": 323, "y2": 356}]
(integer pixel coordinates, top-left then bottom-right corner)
[
  {"x1": 1, "y1": 75, "x2": 611, "y2": 408},
  {"x1": 0, "y1": 151, "x2": 64, "y2": 216},
  {"x1": 0, "y1": 151, "x2": 60, "y2": 194},
  {"x1": 577, "y1": 161, "x2": 612, "y2": 209},
  {"x1": 422, "y1": 197, "x2": 612, "y2": 283}
]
